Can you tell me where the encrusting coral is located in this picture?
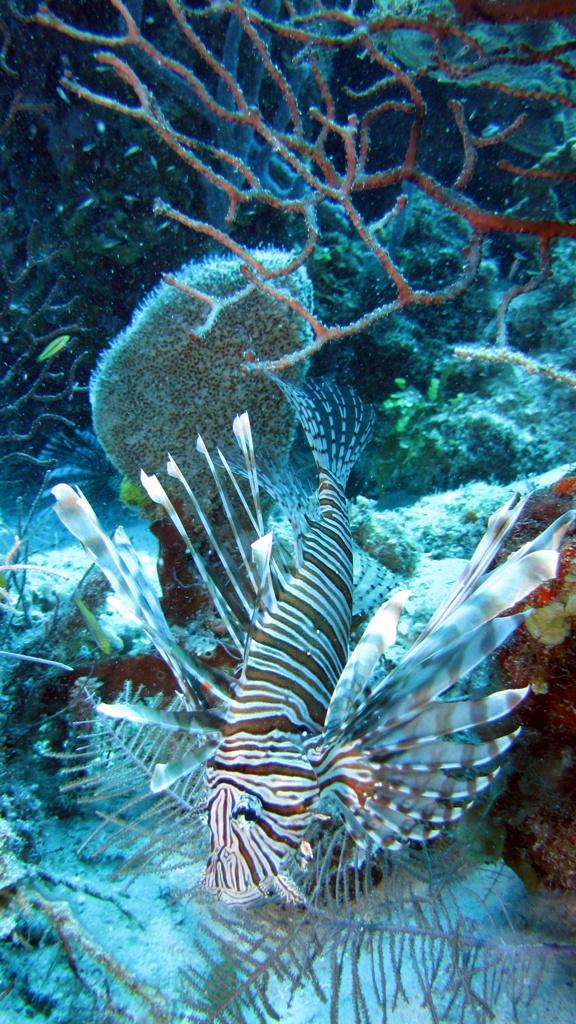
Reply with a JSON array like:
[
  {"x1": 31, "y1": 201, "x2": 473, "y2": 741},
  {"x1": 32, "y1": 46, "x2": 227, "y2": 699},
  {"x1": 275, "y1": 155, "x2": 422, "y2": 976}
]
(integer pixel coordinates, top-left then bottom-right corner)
[{"x1": 90, "y1": 248, "x2": 312, "y2": 494}]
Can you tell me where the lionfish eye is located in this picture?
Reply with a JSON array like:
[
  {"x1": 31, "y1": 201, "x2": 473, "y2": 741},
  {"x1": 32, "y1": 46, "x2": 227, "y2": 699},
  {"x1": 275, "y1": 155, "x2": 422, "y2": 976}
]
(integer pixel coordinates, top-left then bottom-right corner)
[{"x1": 231, "y1": 793, "x2": 262, "y2": 824}]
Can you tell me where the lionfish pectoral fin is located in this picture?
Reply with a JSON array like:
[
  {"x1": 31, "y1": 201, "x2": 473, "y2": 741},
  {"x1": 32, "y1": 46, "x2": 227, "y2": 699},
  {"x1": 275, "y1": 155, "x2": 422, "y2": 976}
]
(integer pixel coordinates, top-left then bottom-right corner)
[
  {"x1": 97, "y1": 700, "x2": 225, "y2": 734},
  {"x1": 316, "y1": 504, "x2": 575, "y2": 850},
  {"x1": 150, "y1": 743, "x2": 219, "y2": 793},
  {"x1": 324, "y1": 589, "x2": 410, "y2": 735},
  {"x1": 317, "y1": 614, "x2": 528, "y2": 849},
  {"x1": 355, "y1": 508, "x2": 575, "y2": 727},
  {"x1": 418, "y1": 493, "x2": 528, "y2": 641},
  {"x1": 317, "y1": 710, "x2": 521, "y2": 850},
  {"x1": 52, "y1": 483, "x2": 230, "y2": 710}
]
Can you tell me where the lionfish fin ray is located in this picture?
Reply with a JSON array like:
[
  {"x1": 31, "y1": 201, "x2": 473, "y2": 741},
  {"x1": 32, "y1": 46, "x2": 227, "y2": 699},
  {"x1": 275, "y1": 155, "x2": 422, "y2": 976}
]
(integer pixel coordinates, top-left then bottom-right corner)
[
  {"x1": 359, "y1": 611, "x2": 526, "y2": 734},
  {"x1": 325, "y1": 589, "x2": 410, "y2": 734},
  {"x1": 274, "y1": 377, "x2": 375, "y2": 486},
  {"x1": 251, "y1": 532, "x2": 276, "y2": 614},
  {"x1": 232, "y1": 411, "x2": 265, "y2": 535},
  {"x1": 97, "y1": 700, "x2": 225, "y2": 734},
  {"x1": 52, "y1": 483, "x2": 232, "y2": 708},
  {"x1": 362, "y1": 513, "x2": 574, "y2": 717},
  {"x1": 216, "y1": 445, "x2": 289, "y2": 594},
  {"x1": 317, "y1": 724, "x2": 518, "y2": 848},
  {"x1": 419, "y1": 493, "x2": 528, "y2": 640},
  {"x1": 163, "y1": 456, "x2": 253, "y2": 637},
  {"x1": 151, "y1": 744, "x2": 218, "y2": 793},
  {"x1": 317, "y1": 504, "x2": 574, "y2": 850},
  {"x1": 140, "y1": 466, "x2": 245, "y2": 651}
]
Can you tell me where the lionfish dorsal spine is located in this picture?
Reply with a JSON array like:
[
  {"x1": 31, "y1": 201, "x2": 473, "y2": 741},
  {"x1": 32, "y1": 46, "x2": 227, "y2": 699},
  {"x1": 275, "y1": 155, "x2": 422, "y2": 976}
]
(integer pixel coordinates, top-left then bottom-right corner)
[
  {"x1": 140, "y1": 464, "x2": 247, "y2": 651},
  {"x1": 250, "y1": 533, "x2": 276, "y2": 615},
  {"x1": 232, "y1": 411, "x2": 266, "y2": 536},
  {"x1": 166, "y1": 453, "x2": 257, "y2": 626},
  {"x1": 51, "y1": 482, "x2": 230, "y2": 710}
]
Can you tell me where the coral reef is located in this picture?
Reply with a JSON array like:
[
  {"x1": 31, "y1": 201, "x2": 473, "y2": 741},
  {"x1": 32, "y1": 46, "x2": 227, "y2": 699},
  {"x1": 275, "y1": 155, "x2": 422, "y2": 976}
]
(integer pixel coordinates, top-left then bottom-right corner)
[
  {"x1": 458, "y1": 480, "x2": 576, "y2": 892},
  {"x1": 349, "y1": 479, "x2": 519, "y2": 575},
  {"x1": 371, "y1": 358, "x2": 575, "y2": 500},
  {"x1": 91, "y1": 248, "x2": 312, "y2": 491}
]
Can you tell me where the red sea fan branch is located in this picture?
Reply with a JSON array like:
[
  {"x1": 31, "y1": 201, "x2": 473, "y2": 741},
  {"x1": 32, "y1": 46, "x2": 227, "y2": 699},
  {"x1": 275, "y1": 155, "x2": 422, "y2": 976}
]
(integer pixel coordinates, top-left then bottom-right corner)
[{"x1": 34, "y1": 0, "x2": 576, "y2": 372}]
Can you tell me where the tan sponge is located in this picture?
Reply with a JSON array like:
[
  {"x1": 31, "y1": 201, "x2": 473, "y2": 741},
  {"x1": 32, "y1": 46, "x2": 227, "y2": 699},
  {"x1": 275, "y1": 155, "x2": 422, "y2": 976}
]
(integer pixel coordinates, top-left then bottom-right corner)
[{"x1": 90, "y1": 248, "x2": 312, "y2": 492}]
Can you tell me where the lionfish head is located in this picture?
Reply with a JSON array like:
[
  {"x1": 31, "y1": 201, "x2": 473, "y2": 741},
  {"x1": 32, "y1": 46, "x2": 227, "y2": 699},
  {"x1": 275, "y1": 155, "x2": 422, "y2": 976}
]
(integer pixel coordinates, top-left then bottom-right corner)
[{"x1": 202, "y1": 781, "x2": 311, "y2": 906}]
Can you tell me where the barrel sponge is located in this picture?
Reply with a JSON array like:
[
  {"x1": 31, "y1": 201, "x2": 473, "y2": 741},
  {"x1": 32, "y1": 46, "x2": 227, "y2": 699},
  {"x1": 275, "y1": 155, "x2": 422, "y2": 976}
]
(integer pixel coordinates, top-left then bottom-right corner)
[{"x1": 90, "y1": 248, "x2": 312, "y2": 491}]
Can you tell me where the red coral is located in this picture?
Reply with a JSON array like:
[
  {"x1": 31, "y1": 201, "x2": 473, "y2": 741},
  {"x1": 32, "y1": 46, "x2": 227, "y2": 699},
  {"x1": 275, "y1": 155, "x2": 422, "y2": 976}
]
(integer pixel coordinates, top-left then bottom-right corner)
[
  {"x1": 486, "y1": 479, "x2": 576, "y2": 889},
  {"x1": 452, "y1": 0, "x2": 576, "y2": 22},
  {"x1": 498, "y1": 534, "x2": 576, "y2": 738},
  {"x1": 552, "y1": 476, "x2": 576, "y2": 499},
  {"x1": 150, "y1": 512, "x2": 209, "y2": 627}
]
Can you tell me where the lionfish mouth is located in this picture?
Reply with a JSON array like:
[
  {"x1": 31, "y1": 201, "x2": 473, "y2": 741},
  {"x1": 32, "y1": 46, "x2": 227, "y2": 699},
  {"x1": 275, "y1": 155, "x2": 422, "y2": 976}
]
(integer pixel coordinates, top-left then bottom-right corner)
[
  {"x1": 202, "y1": 861, "x2": 272, "y2": 906},
  {"x1": 203, "y1": 850, "x2": 304, "y2": 906},
  {"x1": 202, "y1": 845, "x2": 260, "y2": 903}
]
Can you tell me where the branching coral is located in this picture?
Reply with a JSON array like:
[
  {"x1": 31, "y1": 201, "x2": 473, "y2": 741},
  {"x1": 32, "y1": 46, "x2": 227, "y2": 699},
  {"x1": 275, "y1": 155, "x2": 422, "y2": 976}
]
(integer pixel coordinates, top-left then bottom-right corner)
[
  {"x1": 0, "y1": 215, "x2": 88, "y2": 483},
  {"x1": 34, "y1": 0, "x2": 576, "y2": 373}
]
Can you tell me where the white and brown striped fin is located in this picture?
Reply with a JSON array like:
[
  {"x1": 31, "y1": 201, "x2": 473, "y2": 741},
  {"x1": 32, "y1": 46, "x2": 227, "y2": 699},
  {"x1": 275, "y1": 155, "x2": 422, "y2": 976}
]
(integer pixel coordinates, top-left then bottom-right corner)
[
  {"x1": 317, "y1": 504, "x2": 575, "y2": 849},
  {"x1": 275, "y1": 377, "x2": 375, "y2": 486},
  {"x1": 324, "y1": 589, "x2": 410, "y2": 735},
  {"x1": 150, "y1": 747, "x2": 219, "y2": 794},
  {"x1": 418, "y1": 492, "x2": 528, "y2": 642},
  {"x1": 52, "y1": 482, "x2": 233, "y2": 711},
  {"x1": 97, "y1": 700, "x2": 225, "y2": 733}
]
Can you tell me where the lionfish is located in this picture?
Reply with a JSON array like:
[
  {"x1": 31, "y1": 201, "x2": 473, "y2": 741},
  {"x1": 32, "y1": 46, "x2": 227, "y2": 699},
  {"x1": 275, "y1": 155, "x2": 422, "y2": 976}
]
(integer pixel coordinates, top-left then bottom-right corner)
[{"x1": 52, "y1": 379, "x2": 573, "y2": 905}]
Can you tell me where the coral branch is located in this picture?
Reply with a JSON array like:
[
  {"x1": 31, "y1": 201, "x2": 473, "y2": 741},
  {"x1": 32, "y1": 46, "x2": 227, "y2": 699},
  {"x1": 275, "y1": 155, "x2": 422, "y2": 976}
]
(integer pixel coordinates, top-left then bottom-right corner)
[
  {"x1": 34, "y1": 0, "x2": 576, "y2": 370},
  {"x1": 454, "y1": 345, "x2": 576, "y2": 389}
]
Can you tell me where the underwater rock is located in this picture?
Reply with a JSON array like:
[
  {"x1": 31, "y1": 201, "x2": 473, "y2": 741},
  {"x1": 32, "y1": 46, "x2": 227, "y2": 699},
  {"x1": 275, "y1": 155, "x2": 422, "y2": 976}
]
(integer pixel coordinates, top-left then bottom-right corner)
[{"x1": 349, "y1": 497, "x2": 420, "y2": 575}]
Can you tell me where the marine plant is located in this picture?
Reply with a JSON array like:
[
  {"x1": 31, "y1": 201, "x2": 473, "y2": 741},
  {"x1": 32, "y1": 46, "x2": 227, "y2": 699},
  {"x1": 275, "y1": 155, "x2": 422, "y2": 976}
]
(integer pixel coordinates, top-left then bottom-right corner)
[
  {"x1": 374, "y1": 376, "x2": 464, "y2": 494},
  {"x1": 372, "y1": 371, "x2": 538, "y2": 497},
  {"x1": 34, "y1": 0, "x2": 576, "y2": 376},
  {"x1": 0, "y1": 215, "x2": 87, "y2": 489}
]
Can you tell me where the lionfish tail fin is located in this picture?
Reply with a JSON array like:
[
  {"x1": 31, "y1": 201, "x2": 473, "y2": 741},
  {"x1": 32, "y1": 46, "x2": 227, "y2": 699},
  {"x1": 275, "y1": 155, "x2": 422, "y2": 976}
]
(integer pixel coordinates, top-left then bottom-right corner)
[
  {"x1": 317, "y1": 504, "x2": 575, "y2": 849},
  {"x1": 274, "y1": 377, "x2": 375, "y2": 487},
  {"x1": 52, "y1": 483, "x2": 233, "y2": 710}
]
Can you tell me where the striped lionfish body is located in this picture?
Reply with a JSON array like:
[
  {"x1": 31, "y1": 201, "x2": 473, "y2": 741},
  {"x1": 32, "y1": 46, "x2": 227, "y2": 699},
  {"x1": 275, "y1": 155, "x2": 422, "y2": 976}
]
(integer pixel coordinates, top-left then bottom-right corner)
[
  {"x1": 53, "y1": 379, "x2": 574, "y2": 905},
  {"x1": 202, "y1": 383, "x2": 371, "y2": 902}
]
